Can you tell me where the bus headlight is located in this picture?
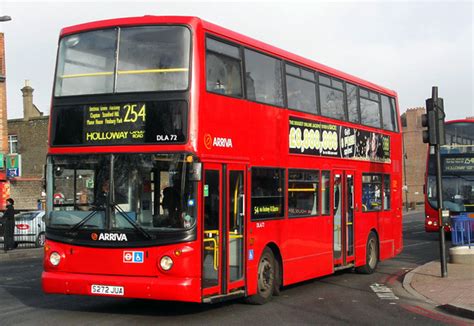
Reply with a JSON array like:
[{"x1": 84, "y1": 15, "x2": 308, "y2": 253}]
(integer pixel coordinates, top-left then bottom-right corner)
[
  {"x1": 50, "y1": 252, "x2": 61, "y2": 266},
  {"x1": 160, "y1": 256, "x2": 173, "y2": 271}
]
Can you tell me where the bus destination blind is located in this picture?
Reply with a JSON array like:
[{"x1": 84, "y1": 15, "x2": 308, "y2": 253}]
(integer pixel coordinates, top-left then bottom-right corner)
[{"x1": 84, "y1": 103, "x2": 146, "y2": 144}]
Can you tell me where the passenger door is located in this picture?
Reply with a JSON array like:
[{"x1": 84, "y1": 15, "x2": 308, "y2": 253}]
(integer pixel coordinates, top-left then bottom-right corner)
[
  {"x1": 202, "y1": 163, "x2": 246, "y2": 298},
  {"x1": 333, "y1": 170, "x2": 355, "y2": 267}
]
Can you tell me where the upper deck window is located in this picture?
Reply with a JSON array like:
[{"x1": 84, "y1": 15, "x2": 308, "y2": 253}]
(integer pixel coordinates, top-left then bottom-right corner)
[
  {"x1": 381, "y1": 95, "x2": 398, "y2": 132},
  {"x1": 244, "y1": 49, "x2": 284, "y2": 107},
  {"x1": 285, "y1": 64, "x2": 318, "y2": 114},
  {"x1": 206, "y1": 38, "x2": 243, "y2": 97},
  {"x1": 54, "y1": 26, "x2": 191, "y2": 96},
  {"x1": 319, "y1": 74, "x2": 345, "y2": 121},
  {"x1": 360, "y1": 88, "x2": 381, "y2": 128}
]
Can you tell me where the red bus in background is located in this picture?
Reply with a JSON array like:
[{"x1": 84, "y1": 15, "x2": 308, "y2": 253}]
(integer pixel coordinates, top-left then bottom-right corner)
[
  {"x1": 42, "y1": 16, "x2": 403, "y2": 304},
  {"x1": 425, "y1": 119, "x2": 474, "y2": 232}
]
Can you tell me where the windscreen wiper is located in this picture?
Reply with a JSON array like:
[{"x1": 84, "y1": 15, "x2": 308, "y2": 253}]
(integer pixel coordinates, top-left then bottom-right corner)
[
  {"x1": 112, "y1": 203, "x2": 153, "y2": 240},
  {"x1": 67, "y1": 210, "x2": 99, "y2": 233}
]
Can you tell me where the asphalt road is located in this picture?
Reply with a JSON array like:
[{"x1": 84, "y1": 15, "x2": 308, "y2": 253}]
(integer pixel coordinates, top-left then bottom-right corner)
[{"x1": 0, "y1": 211, "x2": 465, "y2": 325}]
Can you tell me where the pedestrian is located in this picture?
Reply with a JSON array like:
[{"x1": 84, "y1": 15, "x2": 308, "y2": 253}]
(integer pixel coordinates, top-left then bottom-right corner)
[{"x1": 3, "y1": 198, "x2": 15, "y2": 252}]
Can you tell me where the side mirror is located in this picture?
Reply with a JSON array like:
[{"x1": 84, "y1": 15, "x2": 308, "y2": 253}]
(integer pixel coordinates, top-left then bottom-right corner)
[{"x1": 189, "y1": 163, "x2": 202, "y2": 181}]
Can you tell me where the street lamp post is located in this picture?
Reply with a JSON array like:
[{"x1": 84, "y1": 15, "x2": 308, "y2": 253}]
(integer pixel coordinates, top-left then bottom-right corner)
[{"x1": 0, "y1": 14, "x2": 11, "y2": 210}]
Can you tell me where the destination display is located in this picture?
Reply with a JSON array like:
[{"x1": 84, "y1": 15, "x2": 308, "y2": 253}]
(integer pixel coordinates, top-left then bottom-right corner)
[
  {"x1": 51, "y1": 100, "x2": 187, "y2": 146},
  {"x1": 289, "y1": 117, "x2": 390, "y2": 163},
  {"x1": 442, "y1": 156, "x2": 474, "y2": 174},
  {"x1": 85, "y1": 103, "x2": 146, "y2": 144}
]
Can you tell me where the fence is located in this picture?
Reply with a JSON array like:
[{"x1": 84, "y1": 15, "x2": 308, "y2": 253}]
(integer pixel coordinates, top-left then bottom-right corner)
[{"x1": 451, "y1": 213, "x2": 474, "y2": 248}]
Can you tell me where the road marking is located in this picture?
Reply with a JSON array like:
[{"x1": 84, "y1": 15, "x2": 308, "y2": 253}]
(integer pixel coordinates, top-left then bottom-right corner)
[
  {"x1": 403, "y1": 241, "x2": 432, "y2": 248},
  {"x1": 0, "y1": 284, "x2": 32, "y2": 289},
  {"x1": 370, "y1": 283, "x2": 399, "y2": 300}
]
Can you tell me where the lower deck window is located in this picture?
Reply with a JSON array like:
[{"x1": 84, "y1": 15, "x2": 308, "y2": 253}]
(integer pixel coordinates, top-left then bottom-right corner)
[
  {"x1": 251, "y1": 168, "x2": 285, "y2": 219},
  {"x1": 288, "y1": 169, "x2": 319, "y2": 217},
  {"x1": 362, "y1": 174, "x2": 382, "y2": 211}
]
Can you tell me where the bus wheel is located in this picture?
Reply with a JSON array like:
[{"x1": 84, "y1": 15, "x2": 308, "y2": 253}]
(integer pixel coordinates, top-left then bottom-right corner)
[
  {"x1": 245, "y1": 248, "x2": 275, "y2": 305},
  {"x1": 356, "y1": 232, "x2": 378, "y2": 274}
]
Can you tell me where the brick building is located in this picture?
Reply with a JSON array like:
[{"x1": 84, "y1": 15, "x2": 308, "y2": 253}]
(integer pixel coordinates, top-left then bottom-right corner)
[
  {"x1": 401, "y1": 108, "x2": 428, "y2": 207},
  {"x1": 7, "y1": 82, "x2": 48, "y2": 210}
]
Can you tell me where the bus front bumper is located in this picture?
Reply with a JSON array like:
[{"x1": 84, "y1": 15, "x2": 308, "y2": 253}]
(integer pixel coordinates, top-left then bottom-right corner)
[{"x1": 42, "y1": 271, "x2": 201, "y2": 302}]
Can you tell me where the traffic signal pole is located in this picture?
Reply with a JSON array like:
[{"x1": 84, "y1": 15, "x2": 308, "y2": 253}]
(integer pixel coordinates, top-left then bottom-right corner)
[
  {"x1": 422, "y1": 86, "x2": 447, "y2": 277},
  {"x1": 434, "y1": 141, "x2": 448, "y2": 277}
]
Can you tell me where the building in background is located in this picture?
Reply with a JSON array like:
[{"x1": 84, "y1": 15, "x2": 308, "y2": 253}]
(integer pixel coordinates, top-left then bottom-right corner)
[
  {"x1": 401, "y1": 108, "x2": 428, "y2": 208},
  {"x1": 7, "y1": 81, "x2": 48, "y2": 210}
]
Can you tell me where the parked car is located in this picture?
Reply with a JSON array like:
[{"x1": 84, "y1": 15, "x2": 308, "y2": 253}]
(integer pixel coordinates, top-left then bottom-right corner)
[
  {"x1": 0, "y1": 210, "x2": 46, "y2": 248},
  {"x1": 13, "y1": 211, "x2": 46, "y2": 247}
]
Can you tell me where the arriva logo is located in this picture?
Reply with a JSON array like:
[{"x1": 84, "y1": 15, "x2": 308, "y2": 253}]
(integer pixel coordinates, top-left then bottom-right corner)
[
  {"x1": 204, "y1": 133, "x2": 233, "y2": 149},
  {"x1": 92, "y1": 233, "x2": 128, "y2": 241}
]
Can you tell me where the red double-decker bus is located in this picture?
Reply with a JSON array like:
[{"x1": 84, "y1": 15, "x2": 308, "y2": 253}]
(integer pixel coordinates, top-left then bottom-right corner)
[
  {"x1": 42, "y1": 16, "x2": 403, "y2": 304},
  {"x1": 424, "y1": 119, "x2": 474, "y2": 232}
]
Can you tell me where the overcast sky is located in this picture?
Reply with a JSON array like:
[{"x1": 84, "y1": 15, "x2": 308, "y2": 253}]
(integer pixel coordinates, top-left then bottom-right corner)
[{"x1": 1, "y1": 0, "x2": 473, "y2": 120}]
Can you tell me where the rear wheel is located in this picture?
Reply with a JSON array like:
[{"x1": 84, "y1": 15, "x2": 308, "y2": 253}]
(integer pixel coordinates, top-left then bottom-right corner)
[
  {"x1": 245, "y1": 248, "x2": 275, "y2": 305},
  {"x1": 356, "y1": 232, "x2": 378, "y2": 274},
  {"x1": 35, "y1": 232, "x2": 45, "y2": 247}
]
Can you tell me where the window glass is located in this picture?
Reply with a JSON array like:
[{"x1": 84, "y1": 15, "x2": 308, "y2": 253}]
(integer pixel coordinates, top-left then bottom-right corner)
[
  {"x1": 359, "y1": 89, "x2": 369, "y2": 98},
  {"x1": 362, "y1": 174, "x2": 382, "y2": 211},
  {"x1": 320, "y1": 85, "x2": 345, "y2": 120},
  {"x1": 206, "y1": 52, "x2": 242, "y2": 97},
  {"x1": 360, "y1": 98, "x2": 381, "y2": 128},
  {"x1": 369, "y1": 91, "x2": 379, "y2": 101},
  {"x1": 288, "y1": 170, "x2": 319, "y2": 217},
  {"x1": 347, "y1": 83, "x2": 359, "y2": 123},
  {"x1": 381, "y1": 95, "x2": 395, "y2": 131},
  {"x1": 55, "y1": 29, "x2": 117, "y2": 96},
  {"x1": 207, "y1": 38, "x2": 240, "y2": 58},
  {"x1": 321, "y1": 171, "x2": 330, "y2": 215},
  {"x1": 251, "y1": 168, "x2": 285, "y2": 220},
  {"x1": 301, "y1": 69, "x2": 315, "y2": 81},
  {"x1": 48, "y1": 153, "x2": 197, "y2": 235},
  {"x1": 244, "y1": 49, "x2": 283, "y2": 106},
  {"x1": 285, "y1": 64, "x2": 299, "y2": 76},
  {"x1": 383, "y1": 174, "x2": 391, "y2": 210},
  {"x1": 116, "y1": 26, "x2": 190, "y2": 92},
  {"x1": 8, "y1": 135, "x2": 18, "y2": 154},
  {"x1": 286, "y1": 75, "x2": 317, "y2": 114},
  {"x1": 332, "y1": 79, "x2": 343, "y2": 90},
  {"x1": 319, "y1": 75, "x2": 331, "y2": 86},
  {"x1": 390, "y1": 98, "x2": 398, "y2": 132}
]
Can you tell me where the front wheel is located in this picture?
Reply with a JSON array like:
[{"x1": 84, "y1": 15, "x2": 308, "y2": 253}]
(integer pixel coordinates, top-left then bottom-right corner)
[
  {"x1": 356, "y1": 232, "x2": 378, "y2": 274},
  {"x1": 35, "y1": 232, "x2": 45, "y2": 247},
  {"x1": 245, "y1": 248, "x2": 275, "y2": 305}
]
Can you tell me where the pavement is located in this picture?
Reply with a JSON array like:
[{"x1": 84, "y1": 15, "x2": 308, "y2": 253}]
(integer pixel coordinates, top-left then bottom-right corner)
[{"x1": 403, "y1": 260, "x2": 474, "y2": 320}]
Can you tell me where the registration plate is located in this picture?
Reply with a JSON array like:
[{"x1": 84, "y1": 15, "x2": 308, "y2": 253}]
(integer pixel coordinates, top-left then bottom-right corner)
[{"x1": 91, "y1": 284, "x2": 124, "y2": 296}]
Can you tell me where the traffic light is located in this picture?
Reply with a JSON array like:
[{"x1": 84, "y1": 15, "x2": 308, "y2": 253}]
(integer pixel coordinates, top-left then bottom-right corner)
[{"x1": 421, "y1": 87, "x2": 446, "y2": 145}]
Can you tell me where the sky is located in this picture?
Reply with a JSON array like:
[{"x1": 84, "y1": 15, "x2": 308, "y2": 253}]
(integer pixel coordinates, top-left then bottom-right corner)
[{"x1": 1, "y1": 0, "x2": 473, "y2": 120}]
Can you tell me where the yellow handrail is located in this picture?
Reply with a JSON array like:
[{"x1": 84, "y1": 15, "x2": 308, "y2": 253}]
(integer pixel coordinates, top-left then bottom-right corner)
[{"x1": 60, "y1": 68, "x2": 189, "y2": 79}]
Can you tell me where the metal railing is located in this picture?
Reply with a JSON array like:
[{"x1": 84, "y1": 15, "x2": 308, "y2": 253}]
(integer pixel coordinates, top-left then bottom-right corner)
[{"x1": 451, "y1": 214, "x2": 474, "y2": 248}]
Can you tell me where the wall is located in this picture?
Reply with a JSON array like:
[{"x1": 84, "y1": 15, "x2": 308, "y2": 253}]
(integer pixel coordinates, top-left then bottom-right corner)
[
  {"x1": 402, "y1": 108, "x2": 428, "y2": 207},
  {"x1": 7, "y1": 116, "x2": 48, "y2": 210}
]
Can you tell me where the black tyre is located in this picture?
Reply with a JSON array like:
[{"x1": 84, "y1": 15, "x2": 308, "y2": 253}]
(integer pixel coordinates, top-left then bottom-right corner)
[
  {"x1": 245, "y1": 248, "x2": 276, "y2": 305},
  {"x1": 36, "y1": 232, "x2": 45, "y2": 248},
  {"x1": 356, "y1": 232, "x2": 378, "y2": 274}
]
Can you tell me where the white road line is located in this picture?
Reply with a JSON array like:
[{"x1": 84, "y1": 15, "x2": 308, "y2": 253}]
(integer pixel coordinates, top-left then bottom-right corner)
[{"x1": 370, "y1": 283, "x2": 399, "y2": 300}]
